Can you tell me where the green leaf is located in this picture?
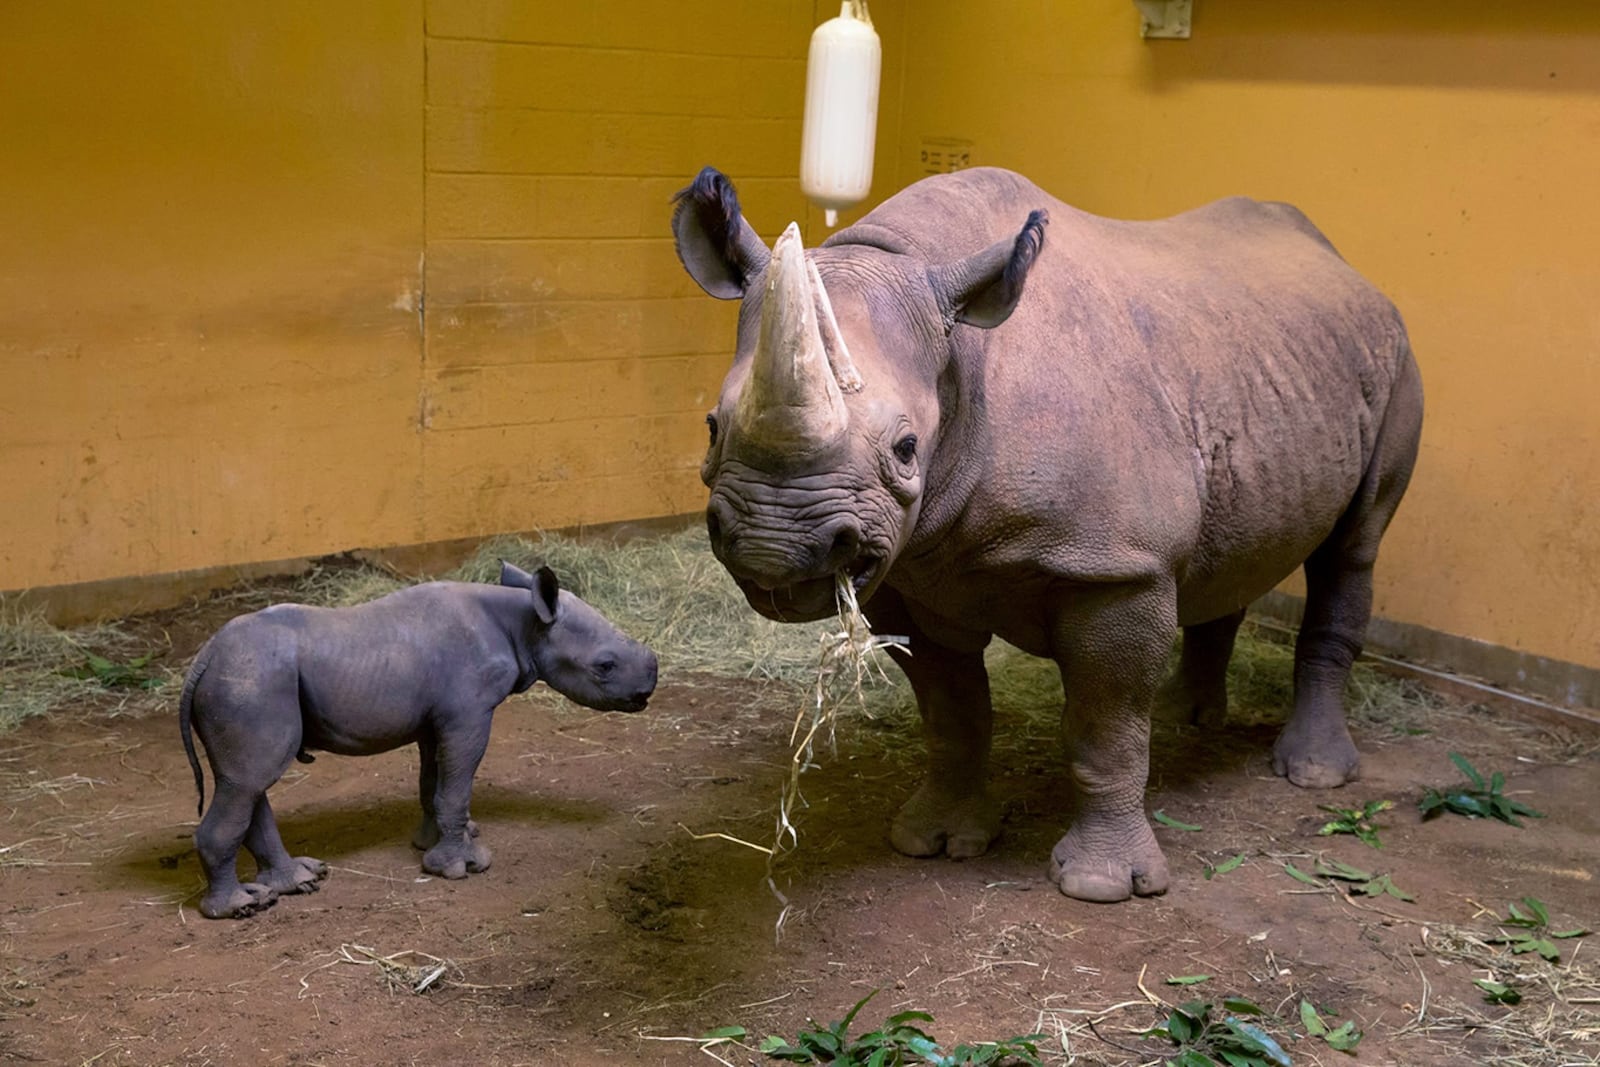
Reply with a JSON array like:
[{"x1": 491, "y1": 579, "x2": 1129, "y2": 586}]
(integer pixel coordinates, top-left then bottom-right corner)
[
  {"x1": 1300, "y1": 999, "x2": 1328, "y2": 1036},
  {"x1": 1449, "y1": 751, "x2": 1486, "y2": 790},
  {"x1": 1475, "y1": 979, "x2": 1522, "y2": 1005},
  {"x1": 1217, "y1": 1051, "x2": 1266, "y2": 1067},
  {"x1": 1221, "y1": 998, "x2": 1263, "y2": 1016},
  {"x1": 1173, "y1": 1051, "x2": 1219, "y2": 1067},
  {"x1": 1166, "y1": 974, "x2": 1212, "y2": 986},
  {"x1": 1552, "y1": 928, "x2": 1590, "y2": 939},
  {"x1": 760, "y1": 1035, "x2": 812, "y2": 1062},
  {"x1": 1223, "y1": 1020, "x2": 1292, "y2": 1067},
  {"x1": 1521, "y1": 897, "x2": 1551, "y2": 926},
  {"x1": 701, "y1": 1025, "x2": 746, "y2": 1040},
  {"x1": 1153, "y1": 810, "x2": 1203, "y2": 832},
  {"x1": 1283, "y1": 862, "x2": 1323, "y2": 886},
  {"x1": 1315, "y1": 858, "x2": 1373, "y2": 882},
  {"x1": 838, "y1": 990, "x2": 879, "y2": 1033},
  {"x1": 885, "y1": 1010, "x2": 936, "y2": 1026},
  {"x1": 1167, "y1": 1009, "x2": 1195, "y2": 1044},
  {"x1": 1323, "y1": 1021, "x2": 1362, "y2": 1052},
  {"x1": 1529, "y1": 938, "x2": 1561, "y2": 961}
]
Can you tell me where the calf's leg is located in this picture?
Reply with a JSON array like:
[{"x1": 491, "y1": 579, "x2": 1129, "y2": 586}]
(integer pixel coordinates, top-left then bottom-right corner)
[
  {"x1": 196, "y1": 781, "x2": 279, "y2": 919},
  {"x1": 245, "y1": 795, "x2": 328, "y2": 896},
  {"x1": 420, "y1": 710, "x2": 494, "y2": 879}
]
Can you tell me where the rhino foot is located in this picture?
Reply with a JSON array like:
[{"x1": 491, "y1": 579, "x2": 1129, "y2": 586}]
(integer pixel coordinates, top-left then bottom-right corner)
[
  {"x1": 200, "y1": 881, "x2": 279, "y2": 920},
  {"x1": 258, "y1": 856, "x2": 329, "y2": 896},
  {"x1": 1272, "y1": 716, "x2": 1360, "y2": 788},
  {"x1": 422, "y1": 839, "x2": 492, "y2": 880},
  {"x1": 412, "y1": 817, "x2": 480, "y2": 851},
  {"x1": 1048, "y1": 818, "x2": 1169, "y2": 903},
  {"x1": 1152, "y1": 673, "x2": 1228, "y2": 730},
  {"x1": 890, "y1": 783, "x2": 1000, "y2": 860}
]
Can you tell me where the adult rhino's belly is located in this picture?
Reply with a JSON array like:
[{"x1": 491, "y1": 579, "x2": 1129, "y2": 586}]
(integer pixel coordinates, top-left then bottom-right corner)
[{"x1": 1174, "y1": 428, "x2": 1367, "y2": 626}]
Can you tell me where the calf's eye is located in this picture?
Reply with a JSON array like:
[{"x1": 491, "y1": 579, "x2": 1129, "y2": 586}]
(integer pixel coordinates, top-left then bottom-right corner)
[{"x1": 893, "y1": 434, "x2": 917, "y2": 464}]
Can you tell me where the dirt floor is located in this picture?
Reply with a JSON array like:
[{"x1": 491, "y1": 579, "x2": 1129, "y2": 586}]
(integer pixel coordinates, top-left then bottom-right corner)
[{"x1": 2, "y1": 587, "x2": 1597, "y2": 1067}]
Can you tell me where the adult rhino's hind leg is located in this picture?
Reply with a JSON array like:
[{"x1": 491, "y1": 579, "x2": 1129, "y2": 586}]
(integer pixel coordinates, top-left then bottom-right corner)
[
  {"x1": 1153, "y1": 608, "x2": 1246, "y2": 729},
  {"x1": 1275, "y1": 355, "x2": 1423, "y2": 788},
  {"x1": 1050, "y1": 583, "x2": 1175, "y2": 903},
  {"x1": 870, "y1": 590, "x2": 1001, "y2": 860}
]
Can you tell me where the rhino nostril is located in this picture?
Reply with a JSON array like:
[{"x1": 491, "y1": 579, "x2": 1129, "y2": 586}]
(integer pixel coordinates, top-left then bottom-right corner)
[{"x1": 828, "y1": 524, "x2": 860, "y2": 561}]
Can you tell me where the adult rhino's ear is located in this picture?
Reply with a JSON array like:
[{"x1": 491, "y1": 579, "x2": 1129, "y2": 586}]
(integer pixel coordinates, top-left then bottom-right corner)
[
  {"x1": 531, "y1": 565, "x2": 560, "y2": 625},
  {"x1": 672, "y1": 166, "x2": 772, "y2": 300},
  {"x1": 499, "y1": 560, "x2": 534, "y2": 589},
  {"x1": 929, "y1": 209, "x2": 1049, "y2": 330}
]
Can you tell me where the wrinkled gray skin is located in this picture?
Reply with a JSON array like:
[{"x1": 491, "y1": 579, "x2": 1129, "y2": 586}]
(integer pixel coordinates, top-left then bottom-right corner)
[
  {"x1": 672, "y1": 166, "x2": 1422, "y2": 903},
  {"x1": 179, "y1": 562, "x2": 657, "y2": 919}
]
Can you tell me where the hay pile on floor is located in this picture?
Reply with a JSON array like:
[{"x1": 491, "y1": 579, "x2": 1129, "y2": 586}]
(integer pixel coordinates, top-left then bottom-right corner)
[
  {"x1": 1, "y1": 526, "x2": 1457, "y2": 740},
  {"x1": 0, "y1": 599, "x2": 175, "y2": 733}
]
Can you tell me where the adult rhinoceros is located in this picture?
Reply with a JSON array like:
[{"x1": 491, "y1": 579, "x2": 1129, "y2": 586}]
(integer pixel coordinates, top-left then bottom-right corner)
[{"x1": 671, "y1": 166, "x2": 1422, "y2": 902}]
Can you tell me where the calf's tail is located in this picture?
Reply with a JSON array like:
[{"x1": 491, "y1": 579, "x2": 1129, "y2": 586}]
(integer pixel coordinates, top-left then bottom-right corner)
[{"x1": 178, "y1": 646, "x2": 211, "y2": 819}]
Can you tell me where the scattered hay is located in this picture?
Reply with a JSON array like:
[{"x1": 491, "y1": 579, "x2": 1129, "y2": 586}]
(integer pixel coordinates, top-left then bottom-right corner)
[
  {"x1": 453, "y1": 529, "x2": 850, "y2": 686},
  {"x1": 1406, "y1": 923, "x2": 1600, "y2": 1066},
  {"x1": 297, "y1": 943, "x2": 510, "y2": 999},
  {"x1": 0, "y1": 597, "x2": 175, "y2": 733}
]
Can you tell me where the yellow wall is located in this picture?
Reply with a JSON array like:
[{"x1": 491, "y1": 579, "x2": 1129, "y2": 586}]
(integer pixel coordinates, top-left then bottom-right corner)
[
  {"x1": 1, "y1": 3, "x2": 426, "y2": 589},
  {"x1": 884, "y1": 1, "x2": 1599, "y2": 669},
  {"x1": 1, "y1": 1, "x2": 857, "y2": 595},
  {"x1": 418, "y1": 0, "x2": 824, "y2": 539}
]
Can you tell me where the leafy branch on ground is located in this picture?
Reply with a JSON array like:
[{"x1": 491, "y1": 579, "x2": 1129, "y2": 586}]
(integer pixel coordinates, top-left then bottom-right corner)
[
  {"x1": 61, "y1": 651, "x2": 164, "y2": 690},
  {"x1": 1299, "y1": 999, "x2": 1362, "y2": 1053},
  {"x1": 710, "y1": 990, "x2": 1046, "y2": 1067},
  {"x1": 1282, "y1": 858, "x2": 1415, "y2": 901},
  {"x1": 1486, "y1": 896, "x2": 1590, "y2": 962},
  {"x1": 1316, "y1": 799, "x2": 1392, "y2": 848},
  {"x1": 1419, "y1": 752, "x2": 1542, "y2": 826},
  {"x1": 1136, "y1": 996, "x2": 1293, "y2": 1066}
]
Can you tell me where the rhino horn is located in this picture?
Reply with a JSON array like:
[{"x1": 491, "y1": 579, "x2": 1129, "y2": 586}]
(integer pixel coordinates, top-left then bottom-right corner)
[{"x1": 733, "y1": 222, "x2": 850, "y2": 452}]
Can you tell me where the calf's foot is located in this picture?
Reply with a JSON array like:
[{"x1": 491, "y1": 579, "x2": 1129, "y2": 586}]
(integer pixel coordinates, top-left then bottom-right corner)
[
  {"x1": 200, "y1": 881, "x2": 279, "y2": 920},
  {"x1": 890, "y1": 781, "x2": 1001, "y2": 860},
  {"x1": 257, "y1": 856, "x2": 329, "y2": 896},
  {"x1": 412, "y1": 817, "x2": 479, "y2": 851},
  {"x1": 422, "y1": 838, "x2": 492, "y2": 880},
  {"x1": 1048, "y1": 815, "x2": 1169, "y2": 903}
]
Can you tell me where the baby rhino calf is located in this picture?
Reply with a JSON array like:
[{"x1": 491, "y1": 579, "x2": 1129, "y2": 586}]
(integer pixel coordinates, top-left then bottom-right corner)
[{"x1": 179, "y1": 562, "x2": 658, "y2": 920}]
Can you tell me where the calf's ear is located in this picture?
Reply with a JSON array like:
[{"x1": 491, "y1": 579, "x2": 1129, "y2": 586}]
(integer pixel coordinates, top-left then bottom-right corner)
[
  {"x1": 499, "y1": 560, "x2": 534, "y2": 589},
  {"x1": 532, "y1": 565, "x2": 560, "y2": 625},
  {"x1": 928, "y1": 209, "x2": 1049, "y2": 330},
  {"x1": 672, "y1": 166, "x2": 772, "y2": 300}
]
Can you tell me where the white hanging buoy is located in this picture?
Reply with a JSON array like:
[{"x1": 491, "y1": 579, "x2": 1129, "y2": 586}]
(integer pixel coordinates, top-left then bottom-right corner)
[{"x1": 800, "y1": 1, "x2": 881, "y2": 228}]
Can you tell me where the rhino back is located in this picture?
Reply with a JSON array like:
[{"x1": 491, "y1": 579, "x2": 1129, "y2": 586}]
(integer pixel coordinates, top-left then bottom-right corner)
[
  {"x1": 872, "y1": 172, "x2": 1413, "y2": 625},
  {"x1": 204, "y1": 585, "x2": 522, "y2": 753}
]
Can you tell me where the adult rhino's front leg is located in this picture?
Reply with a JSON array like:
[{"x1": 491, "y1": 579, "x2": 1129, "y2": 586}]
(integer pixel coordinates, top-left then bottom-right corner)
[
  {"x1": 869, "y1": 590, "x2": 1001, "y2": 860},
  {"x1": 1049, "y1": 583, "x2": 1175, "y2": 903}
]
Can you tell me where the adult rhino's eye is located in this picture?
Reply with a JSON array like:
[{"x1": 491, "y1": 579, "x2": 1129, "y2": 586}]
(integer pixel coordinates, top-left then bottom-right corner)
[
  {"x1": 893, "y1": 434, "x2": 918, "y2": 465},
  {"x1": 594, "y1": 657, "x2": 617, "y2": 678},
  {"x1": 706, "y1": 413, "x2": 720, "y2": 447}
]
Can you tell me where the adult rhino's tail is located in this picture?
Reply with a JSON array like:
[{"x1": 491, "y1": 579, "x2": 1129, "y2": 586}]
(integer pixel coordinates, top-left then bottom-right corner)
[{"x1": 178, "y1": 643, "x2": 212, "y2": 819}]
